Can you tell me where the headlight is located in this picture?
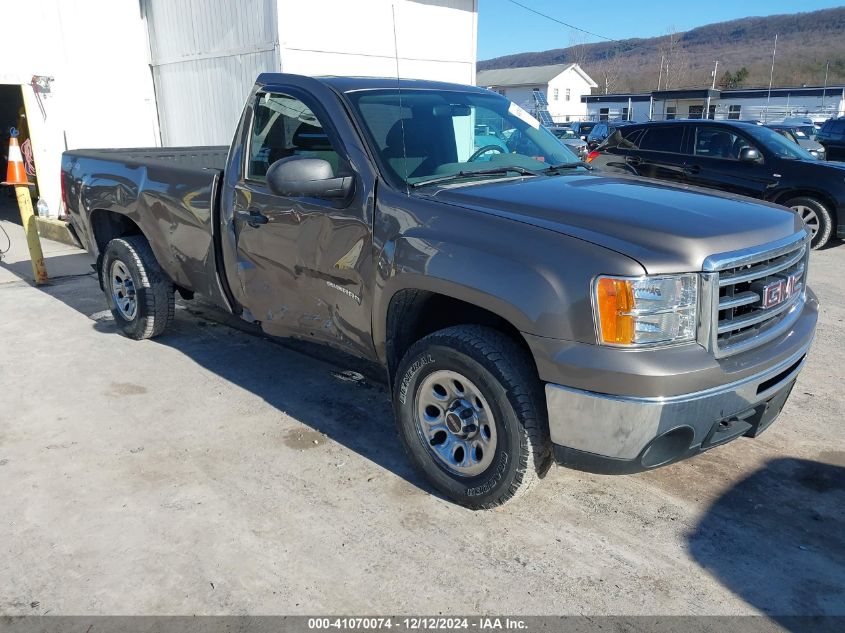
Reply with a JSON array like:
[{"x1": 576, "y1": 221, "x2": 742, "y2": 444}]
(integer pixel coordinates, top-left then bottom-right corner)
[{"x1": 592, "y1": 274, "x2": 698, "y2": 347}]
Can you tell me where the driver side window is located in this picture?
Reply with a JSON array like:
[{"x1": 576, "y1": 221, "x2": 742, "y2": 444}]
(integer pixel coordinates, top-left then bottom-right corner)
[
  {"x1": 694, "y1": 127, "x2": 755, "y2": 160},
  {"x1": 247, "y1": 92, "x2": 341, "y2": 181}
]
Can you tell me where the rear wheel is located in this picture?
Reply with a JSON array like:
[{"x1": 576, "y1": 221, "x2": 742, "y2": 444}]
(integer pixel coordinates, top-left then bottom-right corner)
[
  {"x1": 101, "y1": 236, "x2": 175, "y2": 339},
  {"x1": 783, "y1": 196, "x2": 833, "y2": 249},
  {"x1": 393, "y1": 325, "x2": 552, "y2": 509}
]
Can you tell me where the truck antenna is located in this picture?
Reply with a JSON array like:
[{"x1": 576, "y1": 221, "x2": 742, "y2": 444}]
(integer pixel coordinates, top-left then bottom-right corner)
[{"x1": 391, "y1": 3, "x2": 409, "y2": 195}]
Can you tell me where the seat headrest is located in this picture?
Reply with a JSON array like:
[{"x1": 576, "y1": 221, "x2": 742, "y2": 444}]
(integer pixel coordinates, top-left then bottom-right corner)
[
  {"x1": 292, "y1": 123, "x2": 333, "y2": 151},
  {"x1": 385, "y1": 119, "x2": 435, "y2": 156}
]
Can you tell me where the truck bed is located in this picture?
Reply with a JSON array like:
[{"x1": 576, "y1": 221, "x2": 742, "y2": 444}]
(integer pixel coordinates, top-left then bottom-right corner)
[{"x1": 62, "y1": 145, "x2": 232, "y2": 311}]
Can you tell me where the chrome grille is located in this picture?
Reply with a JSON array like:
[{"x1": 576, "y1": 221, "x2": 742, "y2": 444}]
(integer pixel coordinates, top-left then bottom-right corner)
[{"x1": 704, "y1": 232, "x2": 809, "y2": 358}]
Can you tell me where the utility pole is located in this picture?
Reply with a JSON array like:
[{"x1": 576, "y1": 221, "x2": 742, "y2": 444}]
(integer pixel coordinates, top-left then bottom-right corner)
[
  {"x1": 766, "y1": 34, "x2": 778, "y2": 123},
  {"x1": 705, "y1": 61, "x2": 718, "y2": 120},
  {"x1": 822, "y1": 60, "x2": 830, "y2": 114},
  {"x1": 657, "y1": 54, "x2": 664, "y2": 90}
]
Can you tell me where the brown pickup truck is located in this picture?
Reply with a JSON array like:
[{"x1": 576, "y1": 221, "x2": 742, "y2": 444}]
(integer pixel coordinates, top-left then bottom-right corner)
[{"x1": 62, "y1": 74, "x2": 817, "y2": 508}]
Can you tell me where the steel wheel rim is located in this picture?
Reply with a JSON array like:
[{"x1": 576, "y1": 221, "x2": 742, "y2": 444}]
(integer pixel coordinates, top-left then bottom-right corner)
[
  {"x1": 414, "y1": 369, "x2": 497, "y2": 477},
  {"x1": 110, "y1": 259, "x2": 138, "y2": 320},
  {"x1": 792, "y1": 204, "x2": 820, "y2": 236}
]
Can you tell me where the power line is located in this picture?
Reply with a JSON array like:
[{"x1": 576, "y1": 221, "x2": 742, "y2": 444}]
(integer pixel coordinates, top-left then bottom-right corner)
[
  {"x1": 504, "y1": 0, "x2": 659, "y2": 56},
  {"x1": 505, "y1": 0, "x2": 627, "y2": 46}
]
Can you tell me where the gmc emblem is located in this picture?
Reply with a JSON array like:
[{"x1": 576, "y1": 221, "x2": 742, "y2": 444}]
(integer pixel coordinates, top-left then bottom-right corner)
[{"x1": 755, "y1": 272, "x2": 803, "y2": 309}]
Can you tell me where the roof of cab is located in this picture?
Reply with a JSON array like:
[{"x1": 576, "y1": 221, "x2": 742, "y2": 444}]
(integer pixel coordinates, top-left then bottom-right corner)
[{"x1": 256, "y1": 73, "x2": 491, "y2": 94}]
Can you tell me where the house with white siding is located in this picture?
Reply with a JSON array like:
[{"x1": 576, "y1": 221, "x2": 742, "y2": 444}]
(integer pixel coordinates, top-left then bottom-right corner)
[{"x1": 476, "y1": 64, "x2": 597, "y2": 122}]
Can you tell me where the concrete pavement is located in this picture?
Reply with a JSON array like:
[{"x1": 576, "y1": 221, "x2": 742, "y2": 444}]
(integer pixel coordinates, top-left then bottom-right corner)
[{"x1": 0, "y1": 214, "x2": 843, "y2": 616}]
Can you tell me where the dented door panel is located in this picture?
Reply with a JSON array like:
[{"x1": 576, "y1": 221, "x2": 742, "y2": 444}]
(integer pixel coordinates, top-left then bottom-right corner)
[{"x1": 232, "y1": 181, "x2": 374, "y2": 357}]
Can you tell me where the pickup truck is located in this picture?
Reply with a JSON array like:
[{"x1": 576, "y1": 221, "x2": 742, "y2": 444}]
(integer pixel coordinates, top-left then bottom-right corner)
[{"x1": 62, "y1": 74, "x2": 818, "y2": 509}]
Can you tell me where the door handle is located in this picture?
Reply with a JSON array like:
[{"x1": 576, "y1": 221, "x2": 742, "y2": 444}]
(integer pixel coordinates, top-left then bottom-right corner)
[
  {"x1": 626, "y1": 156, "x2": 642, "y2": 166},
  {"x1": 683, "y1": 164, "x2": 701, "y2": 175},
  {"x1": 236, "y1": 208, "x2": 269, "y2": 227}
]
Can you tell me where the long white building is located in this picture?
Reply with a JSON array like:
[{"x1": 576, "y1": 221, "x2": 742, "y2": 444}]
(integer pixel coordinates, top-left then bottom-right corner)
[
  {"x1": 582, "y1": 86, "x2": 845, "y2": 123},
  {"x1": 0, "y1": 0, "x2": 477, "y2": 218}
]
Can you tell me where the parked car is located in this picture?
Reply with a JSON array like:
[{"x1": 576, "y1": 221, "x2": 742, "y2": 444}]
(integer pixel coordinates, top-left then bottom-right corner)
[
  {"x1": 586, "y1": 120, "x2": 636, "y2": 150},
  {"x1": 549, "y1": 126, "x2": 588, "y2": 160},
  {"x1": 63, "y1": 75, "x2": 817, "y2": 508},
  {"x1": 766, "y1": 123, "x2": 826, "y2": 160},
  {"x1": 568, "y1": 120, "x2": 597, "y2": 140},
  {"x1": 781, "y1": 117, "x2": 822, "y2": 138},
  {"x1": 816, "y1": 117, "x2": 845, "y2": 162},
  {"x1": 588, "y1": 120, "x2": 845, "y2": 248}
]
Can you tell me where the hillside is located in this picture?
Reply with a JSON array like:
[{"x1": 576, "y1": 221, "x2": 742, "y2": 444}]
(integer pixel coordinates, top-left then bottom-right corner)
[{"x1": 478, "y1": 7, "x2": 845, "y2": 93}]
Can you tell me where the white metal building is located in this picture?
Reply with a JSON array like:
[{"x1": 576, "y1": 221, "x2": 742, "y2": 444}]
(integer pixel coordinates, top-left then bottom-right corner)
[
  {"x1": 146, "y1": 0, "x2": 478, "y2": 146},
  {"x1": 1, "y1": 0, "x2": 159, "y2": 218},
  {"x1": 476, "y1": 64, "x2": 597, "y2": 122},
  {"x1": 0, "y1": 0, "x2": 477, "y2": 218}
]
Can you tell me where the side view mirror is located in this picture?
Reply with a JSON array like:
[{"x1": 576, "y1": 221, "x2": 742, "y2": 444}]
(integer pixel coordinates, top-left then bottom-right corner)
[
  {"x1": 739, "y1": 147, "x2": 761, "y2": 163},
  {"x1": 580, "y1": 135, "x2": 588, "y2": 141},
  {"x1": 266, "y1": 156, "x2": 353, "y2": 199}
]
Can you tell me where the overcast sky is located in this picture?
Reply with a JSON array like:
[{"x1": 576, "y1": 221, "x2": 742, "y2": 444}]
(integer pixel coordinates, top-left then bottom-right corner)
[{"x1": 477, "y1": 0, "x2": 845, "y2": 60}]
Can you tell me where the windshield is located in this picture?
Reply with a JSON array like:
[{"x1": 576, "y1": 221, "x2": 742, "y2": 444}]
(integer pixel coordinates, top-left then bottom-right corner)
[
  {"x1": 345, "y1": 89, "x2": 580, "y2": 187},
  {"x1": 746, "y1": 125, "x2": 815, "y2": 160}
]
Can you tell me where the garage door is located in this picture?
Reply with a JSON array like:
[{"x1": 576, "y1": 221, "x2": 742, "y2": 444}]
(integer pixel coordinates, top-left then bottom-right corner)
[{"x1": 142, "y1": 0, "x2": 279, "y2": 146}]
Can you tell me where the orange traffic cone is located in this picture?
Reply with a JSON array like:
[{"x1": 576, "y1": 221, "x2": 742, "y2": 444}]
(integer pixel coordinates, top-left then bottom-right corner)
[{"x1": 2, "y1": 128, "x2": 32, "y2": 186}]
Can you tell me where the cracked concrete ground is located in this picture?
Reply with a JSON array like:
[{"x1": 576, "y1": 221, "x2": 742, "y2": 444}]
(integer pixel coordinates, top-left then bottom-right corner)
[{"x1": 0, "y1": 209, "x2": 843, "y2": 617}]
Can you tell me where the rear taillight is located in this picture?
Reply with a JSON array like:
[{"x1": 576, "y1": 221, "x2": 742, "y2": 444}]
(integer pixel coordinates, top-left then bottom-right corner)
[
  {"x1": 60, "y1": 174, "x2": 67, "y2": 207},
  {"x1": 586, "y1": 151, "x2": 600, "y2": 163}
]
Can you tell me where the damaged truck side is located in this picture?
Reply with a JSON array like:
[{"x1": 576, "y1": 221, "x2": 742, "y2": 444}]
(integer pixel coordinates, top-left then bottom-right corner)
[{"x1": 62, "y1": 74, "x2": 818, "y2": 509}]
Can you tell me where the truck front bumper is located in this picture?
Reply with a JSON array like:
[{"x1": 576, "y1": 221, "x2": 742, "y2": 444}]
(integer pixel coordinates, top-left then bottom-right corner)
[{"x1": 536, "y1": 290, "x2": 818, "y2": 474}]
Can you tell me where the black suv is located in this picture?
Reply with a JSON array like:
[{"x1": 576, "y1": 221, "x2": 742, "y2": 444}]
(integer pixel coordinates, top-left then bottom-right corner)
[
  {"x1": 586, "y1": 120, "x2": 636, "y2": 150},
  {"x1": 816, "y1": 117, "x2": 845, "y2": 161},
  {"x1": 589, "y1": 120, "x2": 845, "y2": 248}
]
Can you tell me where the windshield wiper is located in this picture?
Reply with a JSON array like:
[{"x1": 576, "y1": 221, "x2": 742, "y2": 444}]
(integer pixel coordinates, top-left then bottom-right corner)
[
  {"x1": 409, "y1": 166, "x2": 540, "y2": 189},
  {"x1": 542, "y1": 161, "x2": 592, "y2": 173}
]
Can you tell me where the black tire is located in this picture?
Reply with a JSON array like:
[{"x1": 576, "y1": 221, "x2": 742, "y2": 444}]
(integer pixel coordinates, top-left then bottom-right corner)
[
  {"x1": 101, "y1": 236, "x2": 175, "y2": 340},
  {"x1": 393, "y1": 325, "x2": 552, "y2": 509},
  {"x1": 783, "y1": 196, "x2": 834, "y2": 249}
]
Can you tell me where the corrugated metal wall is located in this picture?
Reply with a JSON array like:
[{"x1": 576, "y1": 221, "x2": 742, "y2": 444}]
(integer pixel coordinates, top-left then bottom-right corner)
[{"x1": 142, "y1": 0, "x2": 279, "y2": 146}]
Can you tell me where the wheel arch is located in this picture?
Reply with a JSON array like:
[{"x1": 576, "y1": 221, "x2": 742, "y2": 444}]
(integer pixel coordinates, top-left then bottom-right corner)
[
  {"x1": 382, "y1": 286, "x2": 539, "y2": 389},
  {"x1": 89, "y1": 209, "x2": 144, "y2": 289},
  {"x1": 89, "y1": 208, "x2": 143, "y2": 254},
  {"x1": 772, "y1": 189, "x2": 838, "y2": 224}
]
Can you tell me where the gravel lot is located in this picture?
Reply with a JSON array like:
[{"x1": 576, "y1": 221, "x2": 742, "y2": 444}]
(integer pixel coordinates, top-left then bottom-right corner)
[{"x1": 0, "y1": 215, "x2": 843, "y2": 617}]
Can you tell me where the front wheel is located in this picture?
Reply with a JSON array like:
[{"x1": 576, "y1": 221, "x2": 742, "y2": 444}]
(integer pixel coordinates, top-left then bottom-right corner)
[
  {"x1": 393, "y1": 325, "x2": 552, "y2": 509},
  {"x1": 784, "y1": 196, "x2": 834, "y2": 249},
  {"x1": 101, "y1": 236, "x2": 175, "y2": 339}
]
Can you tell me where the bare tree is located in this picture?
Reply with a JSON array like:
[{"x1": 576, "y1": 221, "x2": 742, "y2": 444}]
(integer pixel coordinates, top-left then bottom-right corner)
[
  {"x1": 568, "y1": 32, "x2": 590, "y2": 69},
  {"x1": 595, "y1": 49, "x2": 625, "y2": 94},
  {"x1": 658, "y1": 28, "x2": 690, "y2": 89}
]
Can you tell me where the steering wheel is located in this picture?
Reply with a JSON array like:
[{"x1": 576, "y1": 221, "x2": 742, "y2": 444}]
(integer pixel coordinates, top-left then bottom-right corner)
[{"x1": 469, "y1": 145, "x2": 506, "y2": 162}]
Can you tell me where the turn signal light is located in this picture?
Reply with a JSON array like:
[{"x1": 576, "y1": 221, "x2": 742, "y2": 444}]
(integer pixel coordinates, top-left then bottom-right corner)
[
  {"x1": 586, "y1": 150, "x2": 600, "y2": 163},
  {"x1": 595, "y1": 277, "x2": 635, "y2": 344}
]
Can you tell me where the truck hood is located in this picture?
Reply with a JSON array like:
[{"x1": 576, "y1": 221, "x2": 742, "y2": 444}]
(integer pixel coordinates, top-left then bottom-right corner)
[{"x1": 428, "y1": 172, "x2": 803, "y2": 273}]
